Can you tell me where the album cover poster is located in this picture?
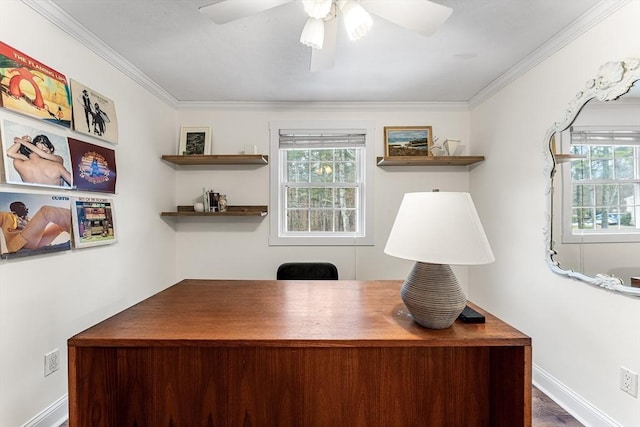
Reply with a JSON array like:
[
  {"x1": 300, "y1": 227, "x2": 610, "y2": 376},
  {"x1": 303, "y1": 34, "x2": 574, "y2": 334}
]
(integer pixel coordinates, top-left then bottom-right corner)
[
  {"x1": 70, "y1": 79, "x2": 118, "y2": 144},
  {"x1": 0, "y1": 191, "x2": 71, "y2": 259},
  {"x1": 70, "y1": 196, "x2": 117, "y2": 248},
  {"x1": 67, "y1": 137, "x2": 117, "y2": 193},
  {"x1": 0, "y1": 41, "x2": 72, "y2": 128},
  {"x1": 0, "y1": 115, "x2": 73, "y2": 189}
]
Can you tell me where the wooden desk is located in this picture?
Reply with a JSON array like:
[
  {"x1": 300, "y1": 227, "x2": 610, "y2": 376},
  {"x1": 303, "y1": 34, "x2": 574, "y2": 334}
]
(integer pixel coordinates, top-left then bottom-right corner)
[{"x1": 68, "y1": 280, "x2": 531, "y2": 426}]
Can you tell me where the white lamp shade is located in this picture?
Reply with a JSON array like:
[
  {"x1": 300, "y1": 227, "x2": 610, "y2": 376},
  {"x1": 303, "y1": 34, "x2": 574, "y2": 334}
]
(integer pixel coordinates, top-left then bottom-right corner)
[
  {"x1": 303, "y1": 0, "x2": 333, "y2": 19},
  {"x1": 385, "y1": 192, "x2": 495, "y2": 265},
  {"x1": 340, "y1": 0, "x2": 373, "y2": 41},
  {"x1": 300, "y1": 18, "x2": 325, "y2": 49}
]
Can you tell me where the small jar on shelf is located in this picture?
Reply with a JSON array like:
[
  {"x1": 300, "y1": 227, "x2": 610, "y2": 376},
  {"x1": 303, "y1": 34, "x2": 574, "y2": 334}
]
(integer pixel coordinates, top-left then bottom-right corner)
[{"x1": 218, "y1": 195, "x2": 228, "y2": 212}]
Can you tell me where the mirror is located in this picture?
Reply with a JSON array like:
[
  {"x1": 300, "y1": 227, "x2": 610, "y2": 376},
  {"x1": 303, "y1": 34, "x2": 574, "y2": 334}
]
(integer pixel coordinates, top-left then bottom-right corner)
[{"x1": 544, "y1": 58, "x2": 640, "y2": 296}]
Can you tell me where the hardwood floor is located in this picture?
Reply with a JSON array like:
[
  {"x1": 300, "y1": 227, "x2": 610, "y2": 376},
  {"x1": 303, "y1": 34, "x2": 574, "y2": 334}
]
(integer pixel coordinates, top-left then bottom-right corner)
[
  {"x1": 532, "y1": 386, "x2": 584, "y2": 426},
  {"x1": 58, "y1": 386, "x2": 582, "y2": 426}
]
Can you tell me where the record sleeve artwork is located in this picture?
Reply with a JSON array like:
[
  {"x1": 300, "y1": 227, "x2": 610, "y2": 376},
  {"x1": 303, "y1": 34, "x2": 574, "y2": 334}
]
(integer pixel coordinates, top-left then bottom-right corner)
[
  {"x1": 70, "y1": 79, "x2": 118, "y2": 144},
  {"x1": 0, "y1": 117, "x2": 73, "y2": 189},
  {"x1": 0, "y1": 191, "x2": 71, "y2": 259},
  {"x1": 0, "y1": 41, "x2": 71, "y2": 128},
  {"x1": 70, "y1": 196, "x2": 117, "y2": 248},
  {"x1": 68, "y1": 138, "x2": 117, "y2": 194}
]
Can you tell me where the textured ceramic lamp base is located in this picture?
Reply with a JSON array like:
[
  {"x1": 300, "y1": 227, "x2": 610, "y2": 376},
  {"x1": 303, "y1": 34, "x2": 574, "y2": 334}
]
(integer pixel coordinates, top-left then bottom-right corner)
[{"x1": 400, "y1": 262, "x2": 466, "y2": 329}]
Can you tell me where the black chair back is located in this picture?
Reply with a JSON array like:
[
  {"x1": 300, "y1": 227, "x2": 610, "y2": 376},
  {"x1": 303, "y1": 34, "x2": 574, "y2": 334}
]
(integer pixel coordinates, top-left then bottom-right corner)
[{"x1": 276, "y1": 262, "x2": 338, "y2": 280}]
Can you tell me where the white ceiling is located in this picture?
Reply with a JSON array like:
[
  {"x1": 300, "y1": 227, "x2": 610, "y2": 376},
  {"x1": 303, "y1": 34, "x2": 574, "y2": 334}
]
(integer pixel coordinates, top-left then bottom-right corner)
[{"x1": 25, "y1": 0, "x2": 621, "y2": 105}]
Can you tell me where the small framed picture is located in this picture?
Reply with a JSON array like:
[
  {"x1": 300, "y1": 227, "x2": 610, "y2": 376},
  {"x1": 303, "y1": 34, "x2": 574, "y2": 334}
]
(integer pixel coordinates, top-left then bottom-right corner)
[
  {"x1": 384, "y1": 126, "x2": 433, "y2": 157},
  {"x1": 178, "y1": 126, "x2": 211, "y2": 155}
]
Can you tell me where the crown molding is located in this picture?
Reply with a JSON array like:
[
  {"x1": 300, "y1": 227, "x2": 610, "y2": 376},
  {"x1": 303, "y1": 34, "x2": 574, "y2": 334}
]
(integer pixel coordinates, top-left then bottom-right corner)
[
  {"x1": 468, "y1": 0, "x2": 632, "y2": 108},
  {"x1": 176, "y1": 101, "x2": 469, "y2": 111},
  {"x1": 22, "y1": 0, "x2": 630, "y2": 112},
  {"x1": 18, "y1": 0, "x2": 469, "y2": 112},
  {"x1": 21, "y1": 0, "x2": 179, "y2": 108}
]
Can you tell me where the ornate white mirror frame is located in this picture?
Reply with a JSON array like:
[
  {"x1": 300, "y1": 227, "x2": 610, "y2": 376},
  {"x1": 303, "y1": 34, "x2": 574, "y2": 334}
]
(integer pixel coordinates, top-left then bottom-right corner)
[{"x1": 544, "y1": 58, "x2": 640, "y2": 296}]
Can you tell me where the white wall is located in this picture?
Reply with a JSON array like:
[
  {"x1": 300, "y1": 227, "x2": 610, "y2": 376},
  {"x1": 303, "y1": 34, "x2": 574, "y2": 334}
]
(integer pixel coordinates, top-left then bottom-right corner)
[
  {"x1": 469, "y1": 2, "x2": 640, "y2": 426},
  {"x1": 173, "y1": 107, "x2": 475, "y2": 283},
  {"x1": 4, "y1": 1, "x2": 639, "y2": 426},
  {"x1": 0, "y1": 2, "x2": 177, "y2": 426}
]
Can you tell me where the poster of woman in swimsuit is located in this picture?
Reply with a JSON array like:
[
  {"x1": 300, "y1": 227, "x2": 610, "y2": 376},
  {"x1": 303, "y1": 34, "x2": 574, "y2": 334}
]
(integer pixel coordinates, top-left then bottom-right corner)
[
  {"x1": 0, "y1": 41, "x2": 71, "y2": 128},
  {"x1": 70, "y1": 79, "x2": 118, "y2": 144}
]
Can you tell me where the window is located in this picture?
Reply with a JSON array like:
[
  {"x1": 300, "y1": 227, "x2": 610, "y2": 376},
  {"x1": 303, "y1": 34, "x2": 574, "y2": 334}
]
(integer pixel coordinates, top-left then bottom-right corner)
[
  {"x1": 269, "y1": 120, "x2": 375, "y2": 245},
  {"x1": 562, "y1": 127, "x2": 640, "y2": 243}
]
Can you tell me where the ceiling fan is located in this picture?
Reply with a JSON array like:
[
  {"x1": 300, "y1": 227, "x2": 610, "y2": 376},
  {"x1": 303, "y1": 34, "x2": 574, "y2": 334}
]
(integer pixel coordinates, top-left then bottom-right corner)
[{"x1": 199, "y1": 0, "x2": 452, "y2": 71}]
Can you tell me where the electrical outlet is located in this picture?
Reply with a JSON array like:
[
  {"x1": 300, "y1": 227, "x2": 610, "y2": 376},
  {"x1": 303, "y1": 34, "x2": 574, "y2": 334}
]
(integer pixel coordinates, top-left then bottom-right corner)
[
  {"x1": 620, "y1": 367, "x2": 638, "y2": 398},
  {"x1": 44, "y1": 349, "x2": 59, "y2": 377}
]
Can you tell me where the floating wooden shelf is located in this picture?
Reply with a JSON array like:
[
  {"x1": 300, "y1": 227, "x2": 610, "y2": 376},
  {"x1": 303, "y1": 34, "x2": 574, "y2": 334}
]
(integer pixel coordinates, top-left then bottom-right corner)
[
  {"x1": 161, "y1": 205, "x2": 268, "y2": 217},
  {"x1": 376, "y1": 156, "x2": 485, "y2": 166},
  {"x1": 161, "y1": 154, "x2": 268, "y2": 165},
  {"x1": 554, "y1": 154, "x2": 586, "y2": 163}
]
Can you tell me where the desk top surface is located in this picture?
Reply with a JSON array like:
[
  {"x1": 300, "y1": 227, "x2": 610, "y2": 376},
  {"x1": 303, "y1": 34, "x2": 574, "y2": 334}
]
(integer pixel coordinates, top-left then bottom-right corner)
[{"x1": 69, "y1": 279, "x2": 530, "y2": 347}]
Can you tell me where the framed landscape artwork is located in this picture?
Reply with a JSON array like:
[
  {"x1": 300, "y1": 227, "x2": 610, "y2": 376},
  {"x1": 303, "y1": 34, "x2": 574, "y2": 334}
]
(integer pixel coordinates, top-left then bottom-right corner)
[
  {"x1": 384, "y1": 126, "x2": 433, "y2": 157},
  {"x1": 178, "y1": 126, "x2": 211, "y2": 155}
]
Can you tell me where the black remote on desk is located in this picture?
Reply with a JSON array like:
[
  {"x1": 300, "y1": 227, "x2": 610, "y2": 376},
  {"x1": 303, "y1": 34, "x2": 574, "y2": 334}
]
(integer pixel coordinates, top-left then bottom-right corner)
[{"x1": 459, "y1": 306, "x2": 486, "y2": 323}]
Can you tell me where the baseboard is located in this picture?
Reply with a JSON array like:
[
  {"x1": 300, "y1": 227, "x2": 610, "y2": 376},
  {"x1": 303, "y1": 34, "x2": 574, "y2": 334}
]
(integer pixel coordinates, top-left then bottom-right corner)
[
  {"x1": 22, "y1": 394, "x2": 68, "y2": 427},
  {"x1": 533, "y1": 365, "x2": 622, "y2": 427}
]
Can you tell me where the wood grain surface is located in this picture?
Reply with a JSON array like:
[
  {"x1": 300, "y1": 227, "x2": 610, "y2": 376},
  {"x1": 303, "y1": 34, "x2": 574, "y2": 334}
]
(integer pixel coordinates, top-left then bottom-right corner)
[{"x1": 68, "y1": 280, "x2": 532, "y2": 426}]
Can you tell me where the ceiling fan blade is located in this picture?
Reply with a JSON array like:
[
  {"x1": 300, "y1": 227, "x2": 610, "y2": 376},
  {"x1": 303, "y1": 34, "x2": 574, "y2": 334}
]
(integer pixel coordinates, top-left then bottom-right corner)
[
  {"x1": 199, "y1": 0, "x2": 295, "y2": 24},
  {"x1": 362, "y1": 0, "x2": 452, "y2": 36},
  {"x1": 310, "y1": 17, "x2": 338, "y2": 72}
]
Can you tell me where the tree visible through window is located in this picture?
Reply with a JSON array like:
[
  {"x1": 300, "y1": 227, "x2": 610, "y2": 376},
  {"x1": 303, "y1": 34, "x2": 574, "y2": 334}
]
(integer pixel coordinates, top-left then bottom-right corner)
[
  {"x1": 284, "y1": 147, "x2": 359, "y2": 233},
  {"x1": 269, "y1": 122, "x2": 374, "y2": 246},
  {"x1": 568, "y1": 129, "x2": 640, "y2": 236}
]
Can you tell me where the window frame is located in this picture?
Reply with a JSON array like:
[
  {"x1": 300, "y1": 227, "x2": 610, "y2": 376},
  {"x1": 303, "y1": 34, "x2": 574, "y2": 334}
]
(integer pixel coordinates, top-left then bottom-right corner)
[
  {"x1": 561, "y1": 126, "x2": 640, "y2": 244},
  {"x1": 269, "y1": 120, "x2": 375, "y2": 246}
]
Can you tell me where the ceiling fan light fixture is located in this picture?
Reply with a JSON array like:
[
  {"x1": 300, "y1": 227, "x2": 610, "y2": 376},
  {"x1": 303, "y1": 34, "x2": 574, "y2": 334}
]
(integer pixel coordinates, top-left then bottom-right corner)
[
  {"x1": 302, "y1": 0, "x2": 333, "y2": 19},
  {"x1": 340, "y1": 0, "x2": 373, "y2": 41},
  {"x1": 300, "y1": 18, "x2": 325, "y2": 49}
]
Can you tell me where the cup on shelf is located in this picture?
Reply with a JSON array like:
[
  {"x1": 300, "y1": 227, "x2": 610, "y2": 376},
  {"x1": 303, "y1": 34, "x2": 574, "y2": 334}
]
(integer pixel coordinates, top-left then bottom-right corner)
[{"x1": 443, "y1": 139, "x2": 464, "y2": 156}]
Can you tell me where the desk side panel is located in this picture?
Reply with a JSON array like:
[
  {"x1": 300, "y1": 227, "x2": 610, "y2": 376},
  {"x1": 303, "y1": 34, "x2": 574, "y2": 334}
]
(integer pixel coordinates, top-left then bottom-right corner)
[
  {"x1": 69, "y1": 346, "x2": 523, "y2": 426},
  {"x1": 68, "y1": 346, "x2": 119, "y2": 426},
  {"x1": 489, "y1": 345, "x2": 533, "y2": 427}
]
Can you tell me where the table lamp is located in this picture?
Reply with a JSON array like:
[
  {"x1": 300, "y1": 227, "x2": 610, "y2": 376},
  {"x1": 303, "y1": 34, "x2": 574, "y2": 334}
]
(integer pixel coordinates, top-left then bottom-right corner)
[{"x1": 384, "y1": 191, "x2": 495, "y2": 329}]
